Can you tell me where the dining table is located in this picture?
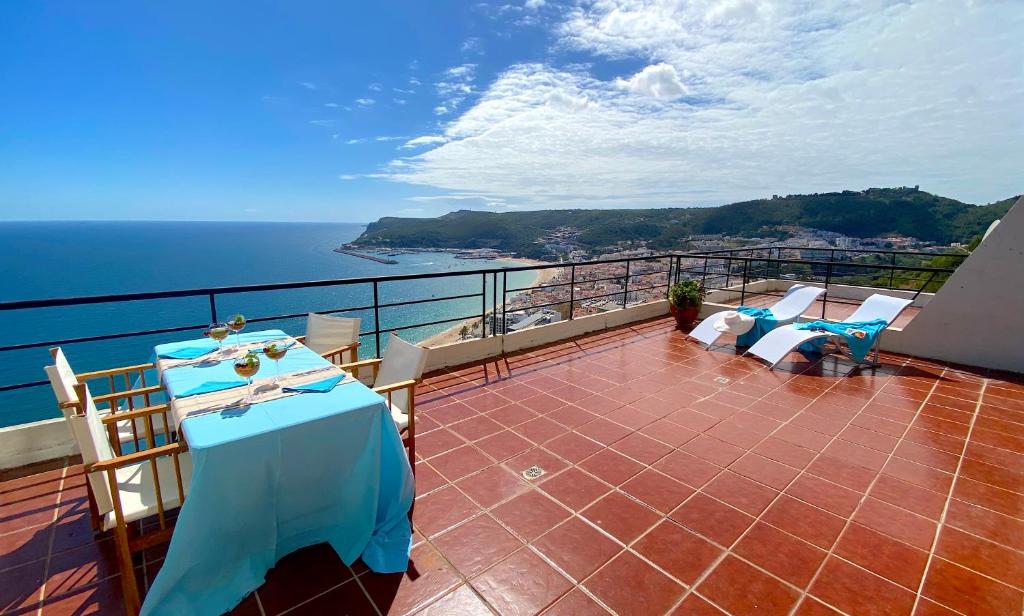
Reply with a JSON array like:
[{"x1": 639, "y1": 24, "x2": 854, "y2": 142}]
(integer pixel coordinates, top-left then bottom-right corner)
[{"x1": 139, "y1": 330, "x2": 414, "y2": 616}]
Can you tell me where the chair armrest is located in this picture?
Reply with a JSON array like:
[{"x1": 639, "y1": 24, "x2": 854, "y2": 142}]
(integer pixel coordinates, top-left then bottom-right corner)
[
  {"x1": 373, "y1": 379, "x2": 417, "y2": 395},
  {"x1": 339, "y1": 358, "x2": 381, "y2": 370},
  {"x1": 76, "y1": 363, "x2": 156, "y2": 380},
  {"x1": 100, "y1": 403, "x2": 172, "y2": 425},
  {"x1": 87, "y1": 442, "x2": 186, "y2": 472},
  {"x1": 339, "y1": 357, "x2": 380, "y2": 380},
  {"x1": 93, "y1": 384, "x2": 164, "y2": 405},
  {"x1": 320, "y1": 341, "x2": 360, "y2": 362}
]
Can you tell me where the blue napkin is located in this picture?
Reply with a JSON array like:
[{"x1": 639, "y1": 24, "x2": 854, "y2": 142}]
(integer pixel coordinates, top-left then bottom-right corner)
[
  {"x1": 158, "y1": 346, "x2": 217, "y2": 360},
  {"x1": 177, "y1": 380, "x2": 247, "y2": 397},
  {"x1": 283, "y1": 375, "x2": 344, "y2": 394}
]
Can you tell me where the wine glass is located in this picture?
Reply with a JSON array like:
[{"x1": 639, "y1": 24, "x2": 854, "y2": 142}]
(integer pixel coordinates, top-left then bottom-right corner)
[
  {"x1": 263, "y1": 342, "x2": 289, "y2": 386},
  {"x1": 226, "y1": 314, "x2": 246, "y2": 351},
  {"x1": 233, "y1": 351, "x2": 261, "y2": 403},
  {"x1": 206, "y1": 323, "x2": 229, "y2": 353}
]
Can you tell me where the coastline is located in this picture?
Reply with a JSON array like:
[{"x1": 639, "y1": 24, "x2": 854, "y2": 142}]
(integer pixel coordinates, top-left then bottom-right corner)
[{"x1": 419, "y1": 258, "x2": 564, "y2": 348}]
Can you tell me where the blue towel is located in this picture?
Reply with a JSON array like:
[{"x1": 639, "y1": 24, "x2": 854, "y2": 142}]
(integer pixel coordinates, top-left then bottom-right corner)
[
  {"x1": 794, "y1": 319, "x2": 889, "y2": 362},
  {"x1": 283, "y1": 374, "x2": 344, "y2": 394},
  {"x1": 158, "y1": 346, "x2": 218, "y2": 360},
  {"x1": 735, "y1": 306, "x2": 778, "y2": 347},
  {"x1": 177, "y1": 380, "x2": 247, "y2": 397}
]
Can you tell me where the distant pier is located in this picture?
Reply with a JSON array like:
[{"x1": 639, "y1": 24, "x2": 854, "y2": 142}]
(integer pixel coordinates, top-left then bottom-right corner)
[{"x1": 333, "y1": 248, "x2": 398, "y2": 264}]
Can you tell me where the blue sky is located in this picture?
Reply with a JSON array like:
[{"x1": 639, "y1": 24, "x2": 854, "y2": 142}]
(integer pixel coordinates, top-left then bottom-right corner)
[{"x1": 1, "y1": 0, "x2": 1021, "y2": 222}]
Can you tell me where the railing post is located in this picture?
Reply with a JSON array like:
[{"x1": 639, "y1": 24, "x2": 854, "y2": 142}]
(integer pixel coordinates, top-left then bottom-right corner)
[
  {"x1": 740, "y1": 258, "x2": 749, "y2": 306},
  {"x1": 502, "y1": 271, "x2": 507, "y2": 335},
  {"x1": 701, "y1": 256, "x2": 708, "y2": 288},
  {"x1": 492, "y1": 271, "x2": 498, "y2": 339},
  {"x1": 207, "y1": 293, "x2": 218, "y2": 324},
  {"x1": 372, "y1": 281, "x2": 381, "y2": 357},
  {"x1": 889, "y1": 252, "x2": 897, "y2": 289},
  {"x1": 822, "y1": 261, "x2": 832, "y2": 319},
  {"x1": 569, "y1": 264, "x2": 576, "y2": 320},
  {"x1": 622, "y1": 260, "x2": 631, "y2": 309},
  {"x1": 481, "y1": 273, "x2": 487, "y2": 338},
  {"x1": 724, "y1": 256, "x2": 732, "y2": 290}
]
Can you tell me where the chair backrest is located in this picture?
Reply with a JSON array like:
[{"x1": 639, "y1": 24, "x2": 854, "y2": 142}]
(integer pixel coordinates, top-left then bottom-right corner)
[
  {"x1": 375, "y1": 334, "x2": 429, "y2": 413},
  {"x1": 45, "y1": 347, "x2": 79, "y2": 416},
  {"x1": 70, "y1": 383, "x2": 116, "y2": 514},
  {"x1": 304, "y1": 313, "x2": 361, "y2": 359},
  {"x1": 845, "y1": 294, "x2": 914, "y2": 325},
  {"x1": 769, "y1": 285, "x2": 825, "y2": 321}
]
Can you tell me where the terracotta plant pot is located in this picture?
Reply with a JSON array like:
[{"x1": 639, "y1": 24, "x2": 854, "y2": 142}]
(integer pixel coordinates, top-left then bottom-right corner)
[{"x1": 670, "y1": 303, "x2": 700, "y2": 328}]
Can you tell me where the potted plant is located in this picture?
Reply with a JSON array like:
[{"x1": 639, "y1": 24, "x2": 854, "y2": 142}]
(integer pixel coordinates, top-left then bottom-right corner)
[{"x1": 668, "y1": 280, "x2": 706, "y2": 328}]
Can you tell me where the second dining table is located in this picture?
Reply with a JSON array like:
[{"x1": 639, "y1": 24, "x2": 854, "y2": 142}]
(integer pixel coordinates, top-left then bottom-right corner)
[{"x1": 140, "y1": 329, "x2": 414, "y2": 616}]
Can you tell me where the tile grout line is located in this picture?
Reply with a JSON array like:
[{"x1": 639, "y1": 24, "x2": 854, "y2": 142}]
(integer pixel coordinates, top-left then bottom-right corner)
[
  {"x1": 786, "y1": 361, "x2": 948, "y2": 616},
  {"x1": 910, "y1": 378, "x2": 988, "y2": 616},
  {"x1": 35, "y1": 457, "x2": 70, "y2": 615},
  {"x1": 660, "y1": 354, "x2": 905, "y2": 615}
]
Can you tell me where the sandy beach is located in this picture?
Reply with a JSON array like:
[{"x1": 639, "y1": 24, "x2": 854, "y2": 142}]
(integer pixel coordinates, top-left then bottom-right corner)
[{"x1": 420, "y1": 258, "x2": 563, "y2": 348}]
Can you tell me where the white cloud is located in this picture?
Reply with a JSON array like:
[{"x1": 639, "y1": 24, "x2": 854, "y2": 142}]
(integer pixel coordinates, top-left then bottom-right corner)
[
  {"x1": 345, "y1": 138, "x2": 367, "y2": 145},
  {"x1": 435, "y1": 64, "x2": 478, "y2": 115},
  {"x1": 383, "y1": 0, "x2": 1024, "y2": 208},
  {"x1": 354, "y1": 98, "x2": 376, "y2": 107},
  {"x1": 299, "y1": 81, "x2": 317, "y2": 90},
  {"x1": 368, "y1": 82, "x2": 383, "y2": 92},
  {"x1": 338, "y1": 174, "x2": 360, "y2": 180},
  {"x1": 615, "y1": 63, "x2": 686, "y2": 100},
  {"x1": 394, "y1": 98, "x2": 408, "y2": 105},
  {"x1": 308, "y1": 119, "x2": 336, "y2": 126},
  {"x1": 324, "y1": 102, "x2": 339, "y2": 108},
  {"x1": 409, "y1": 77, "x2": 421, "y2": 86},
  {"x1": 401, "y1": 135, "x2": 449, "y2": 149},
  {"x1": 397, "y1": 207, "x2": 426, "y2": 215},
  {"x1": 461, "y1": 37, "x2": 484, "y2": 55},
  {"x1": 406, "y1": 194, "x2": 514, "y2": 209},
  {"x1": 524, "y1": 0, "x2": 545, "y2": 9},
  {"x1": 375, "y1": 136, "x2": 405, "y2": 142}
]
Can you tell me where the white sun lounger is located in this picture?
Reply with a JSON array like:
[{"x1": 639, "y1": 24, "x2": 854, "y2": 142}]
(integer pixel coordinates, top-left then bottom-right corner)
[
  {"x1": 746, "y1": 293, "x2": 914, "y2": 369},
  {"x1": 688, "y1": 284, "x2": 826, "y2": 349}
]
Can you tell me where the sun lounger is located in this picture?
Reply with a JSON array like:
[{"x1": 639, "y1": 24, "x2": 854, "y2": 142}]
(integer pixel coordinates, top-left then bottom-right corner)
[
  {"x1": 746, "y1": 293, "x2": 914, "y2": 369},
  {"x1": 688, "y1": 284, "x2": 825, "y2": 349}
]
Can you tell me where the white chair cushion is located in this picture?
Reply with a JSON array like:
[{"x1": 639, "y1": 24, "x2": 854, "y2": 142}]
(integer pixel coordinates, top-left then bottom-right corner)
[
  {"x1": 375, "y1": 335, "x2": 429, "y2": 413},
  {"x1": 101, "y1": 453, "x2": 193, "y2": 531},
  {"x1": 45, "y1": 349, "x2": 79, "y2": 412},
  {"x1": 304, "y1": 313, "x2": 360, "y2": 357},
  {"x1": 390, "y1": 402, "x2": 409, "y2": 433}
]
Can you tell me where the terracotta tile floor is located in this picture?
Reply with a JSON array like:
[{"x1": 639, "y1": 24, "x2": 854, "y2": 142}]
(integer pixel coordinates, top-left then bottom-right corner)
[{"x1": 3, "y1": 316, "x2": 1024, "y2": 615}]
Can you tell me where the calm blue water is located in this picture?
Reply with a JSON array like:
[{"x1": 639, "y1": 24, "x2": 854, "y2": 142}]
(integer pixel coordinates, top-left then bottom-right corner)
[{"x1": 0, "y1": 221, "x2": 538, "y2": 426}]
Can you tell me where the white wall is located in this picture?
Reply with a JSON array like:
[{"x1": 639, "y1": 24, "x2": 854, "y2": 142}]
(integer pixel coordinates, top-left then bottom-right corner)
[{"x1": 886, "y1": 197, "x2": 1024, "y2": 373}]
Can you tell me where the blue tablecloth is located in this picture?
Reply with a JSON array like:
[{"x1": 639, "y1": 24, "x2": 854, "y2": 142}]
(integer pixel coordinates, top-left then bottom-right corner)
[{"x1": 141, "y1": 330, "x2": 414, "y2": 616}]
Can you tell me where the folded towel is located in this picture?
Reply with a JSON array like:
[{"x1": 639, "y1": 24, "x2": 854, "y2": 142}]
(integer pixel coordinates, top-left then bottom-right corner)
[
  {"x1": 283, "y1": 375, "x2": 344, "y2": 394},
  {"x1": 177, "y1": 380, "x2": 247, "y2": 397},
  {"x1": 158, "y1": 346, "x2": 218, "y2": 360},
  {"x1": 794, "y1": 319, "x2": 889, "y2": 362}
]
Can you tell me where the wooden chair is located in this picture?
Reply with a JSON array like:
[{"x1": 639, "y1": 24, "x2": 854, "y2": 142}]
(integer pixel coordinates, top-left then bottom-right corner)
[
  {"x1": 46, "y1": 347, "x2": 168, "y2": 455},
  {"x1": 296, "y1": 313, "x2": 361, "y2": 365},
  {"x1": 72, "y1": 383, "x2": 191, "y2": 616},
  {"x1": 340, "y1": 334, "x2": 428, "y2": 473}
]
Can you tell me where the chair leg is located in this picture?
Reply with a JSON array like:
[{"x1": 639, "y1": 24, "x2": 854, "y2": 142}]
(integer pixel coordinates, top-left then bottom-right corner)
[
  {"x1": 113, "y1": 524, "x2": 142, "y2": 616},
  {"x1": 85, "y1": 481, "x2": 101, "y2": 533}
]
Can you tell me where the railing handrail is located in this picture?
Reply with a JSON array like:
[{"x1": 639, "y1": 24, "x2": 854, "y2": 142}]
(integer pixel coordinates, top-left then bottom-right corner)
[{"x1": 690, "y1": 245, "x2": 968, "y2": 259}]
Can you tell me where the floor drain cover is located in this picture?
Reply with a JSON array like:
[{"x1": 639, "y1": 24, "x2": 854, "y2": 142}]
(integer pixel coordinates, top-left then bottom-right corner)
[
  {"x1": 714, "y1": 376, "x2": 731, "y2": 385},
  {"x1": 522, "y1": 466, "x2": 544, "y2": 480}
]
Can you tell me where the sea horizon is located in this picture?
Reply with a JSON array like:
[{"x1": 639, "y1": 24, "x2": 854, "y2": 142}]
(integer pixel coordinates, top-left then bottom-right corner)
[{"x1": 0, "y1": 220, "x2": 540, "y2": 426}]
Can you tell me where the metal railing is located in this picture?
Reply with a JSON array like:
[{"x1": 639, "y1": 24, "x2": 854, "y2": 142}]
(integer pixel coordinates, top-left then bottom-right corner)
[{"x1": 0, "y1": 247, "x2": 962, "y2": 404}]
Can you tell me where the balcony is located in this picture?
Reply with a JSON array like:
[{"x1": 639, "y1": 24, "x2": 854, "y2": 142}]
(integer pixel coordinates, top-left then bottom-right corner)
[{"x1": 2, "y1": 313, "x2": 1023, "y2": 615}]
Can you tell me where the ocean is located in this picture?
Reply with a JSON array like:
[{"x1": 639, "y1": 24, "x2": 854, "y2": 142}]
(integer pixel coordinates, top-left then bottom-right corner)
[{"x1": 0, "y1": 221, "x2": 540, "y2": 427}]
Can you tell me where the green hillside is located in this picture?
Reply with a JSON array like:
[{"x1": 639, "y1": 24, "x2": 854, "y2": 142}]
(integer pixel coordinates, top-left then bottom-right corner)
[{"x1": 352, "y1": 188, "x2": 1017, "y2": 259}]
